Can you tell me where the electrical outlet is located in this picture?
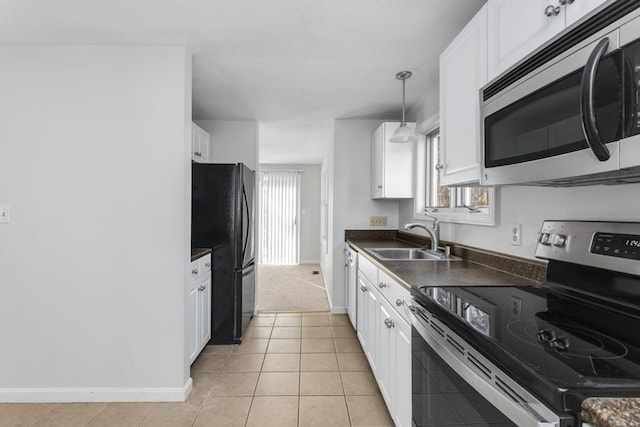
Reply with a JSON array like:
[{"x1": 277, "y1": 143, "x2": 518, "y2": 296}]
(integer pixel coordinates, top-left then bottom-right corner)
[
  {"x1": 511, "y1": 223, "x2": 522, "y2": 246},
  {"x1": 510, "y1": 296, "x2": 522, "y2": 320},
  {"x1": 370, "y1": 216, "x2": 388, "y2": 226},
  {"x1": 0, "y1": 205, "x2": 9, "y2": 224}
]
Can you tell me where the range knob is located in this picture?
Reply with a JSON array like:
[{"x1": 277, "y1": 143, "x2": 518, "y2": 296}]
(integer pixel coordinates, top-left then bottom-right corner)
[
  {"x1": 550, "y1": 336, "x2": 569, "y2": 352},
  {"x1": 540, "y1": 233, "x2": 551, "y2": 245},
  {"x1": 552, "y1": 234, "x2": 567, "y2": 247},
  {"x1": 536, "y1": 329, "x2": 554, "y2": 343}
]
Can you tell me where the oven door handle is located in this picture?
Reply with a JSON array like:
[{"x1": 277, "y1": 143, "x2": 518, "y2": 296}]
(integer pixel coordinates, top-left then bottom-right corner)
[{"x1": 580, "y1": 37, "x2": 611, "y2": 162}]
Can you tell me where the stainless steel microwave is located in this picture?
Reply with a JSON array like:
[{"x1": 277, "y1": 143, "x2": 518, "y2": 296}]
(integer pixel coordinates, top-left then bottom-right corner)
[{"x1": 480, "y1": 1, "x2": 640, "y2": 186}]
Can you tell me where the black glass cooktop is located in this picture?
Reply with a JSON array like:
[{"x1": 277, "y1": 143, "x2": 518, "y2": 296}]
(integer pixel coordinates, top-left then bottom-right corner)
[{"x1": 412, "y1": 283, "x2": 640, "y2": 412}]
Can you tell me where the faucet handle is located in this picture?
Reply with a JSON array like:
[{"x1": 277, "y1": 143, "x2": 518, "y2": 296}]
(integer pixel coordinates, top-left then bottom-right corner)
[{"x1": 423, "y1": 212, "x2": 439, "y2": 228}]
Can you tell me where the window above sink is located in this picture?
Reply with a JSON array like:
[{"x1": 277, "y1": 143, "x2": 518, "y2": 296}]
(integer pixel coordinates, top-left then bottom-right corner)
[{"x1": 414, "y1": 125, "x2": 497, "y2": 226}]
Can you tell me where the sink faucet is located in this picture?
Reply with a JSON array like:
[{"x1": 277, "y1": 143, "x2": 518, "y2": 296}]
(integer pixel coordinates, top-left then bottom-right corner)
[{"x1": 404, "y1": 216, "x2": 440, "y2": 252}]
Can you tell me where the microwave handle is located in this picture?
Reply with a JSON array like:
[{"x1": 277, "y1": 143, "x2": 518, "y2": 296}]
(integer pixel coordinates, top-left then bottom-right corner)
[{"x1": 580, "y1": 37, "x2": 611, "y2": 162}]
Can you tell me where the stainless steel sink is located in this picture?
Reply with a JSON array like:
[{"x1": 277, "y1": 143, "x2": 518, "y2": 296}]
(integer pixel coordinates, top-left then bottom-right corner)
[{"x1": 366, "y1": 248, "x2": 462, "y2": 261}]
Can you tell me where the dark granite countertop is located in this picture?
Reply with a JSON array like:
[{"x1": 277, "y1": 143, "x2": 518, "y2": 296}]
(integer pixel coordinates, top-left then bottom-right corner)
[
  {"x1": 582, "y1": 398, "x2": 640, "y2": 427},
  {"x1": 346, "y1": 238, "x2": 540, "y2": 292},
  {"x1": 191, "y1": 248, "x2": 212, "y2": 262}
]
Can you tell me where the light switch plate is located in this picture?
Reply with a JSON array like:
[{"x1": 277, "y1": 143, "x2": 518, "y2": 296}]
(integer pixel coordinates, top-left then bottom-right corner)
[{"x1": 0, "y1": 205, "x2": 9, "y2": 224}]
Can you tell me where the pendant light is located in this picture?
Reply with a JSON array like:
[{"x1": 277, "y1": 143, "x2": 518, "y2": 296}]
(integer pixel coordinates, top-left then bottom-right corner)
[{"x1": 389, "y1": 70, "x2": 417, "y2": 143}]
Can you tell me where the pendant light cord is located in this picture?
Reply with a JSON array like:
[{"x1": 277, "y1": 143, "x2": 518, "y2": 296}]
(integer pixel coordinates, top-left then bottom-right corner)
[{"x1": 401, "y1": 77, "x2": 406, "y2": 125}]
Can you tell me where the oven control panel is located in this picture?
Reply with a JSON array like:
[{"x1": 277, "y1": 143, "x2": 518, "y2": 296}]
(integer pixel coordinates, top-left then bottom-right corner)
[
  {"x1": 535, "y1": 221, "x2": 640, "y2": 276},
  {"x1": 591, "y1": 232, "x2": 640, "y2": 260}
]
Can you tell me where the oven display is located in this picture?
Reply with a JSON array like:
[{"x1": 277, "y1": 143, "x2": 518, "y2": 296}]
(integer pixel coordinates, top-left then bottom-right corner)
[{"x1": 591, "y1": 233, "x2": 640, "y2": 260}]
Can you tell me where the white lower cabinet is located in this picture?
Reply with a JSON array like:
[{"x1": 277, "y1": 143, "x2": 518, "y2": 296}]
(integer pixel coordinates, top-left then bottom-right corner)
[
  {"x1": 188, "y1": 253, "x2": 212, "y2": 364},
  {"x1": 390, "y1": 304, "x2": 412, "y2": 427},
  {"x1": 187, "y1": 279, "x2": 199, "y2": 363},
  {"x1": 198, "y1": 274, "x2": 211, "y2": 351},
  {"x1": 345, "y1": 245, "x2": 358, "y2": 329},
  {"x1": 356, "y1": 256, "x2": 411, "y2": 427},
  {"x1": 357, "y1": 272, "x2": 379, "y2": 374},
  {"x1": 377, "y1": 298, "x2": 393, "y2": 403}
]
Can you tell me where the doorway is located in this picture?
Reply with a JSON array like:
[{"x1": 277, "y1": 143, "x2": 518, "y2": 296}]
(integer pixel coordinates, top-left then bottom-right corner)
[
  {"x1": 256, "y1": 167, "x2": 329, "y2": 312},
  {"x1": 259, "y1": 170, "x2": 301, "y2": 265}
]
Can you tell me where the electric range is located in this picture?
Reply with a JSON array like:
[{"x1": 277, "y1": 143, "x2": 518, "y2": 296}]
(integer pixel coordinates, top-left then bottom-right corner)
[{"x1": 410, "y1": 221, "x2": 640, "y2": 427}]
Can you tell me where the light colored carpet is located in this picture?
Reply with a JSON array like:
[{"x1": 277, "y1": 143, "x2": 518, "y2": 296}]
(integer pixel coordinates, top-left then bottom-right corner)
[{"x1": 256, "y1": 264, "x2": 329, "y2": 312}]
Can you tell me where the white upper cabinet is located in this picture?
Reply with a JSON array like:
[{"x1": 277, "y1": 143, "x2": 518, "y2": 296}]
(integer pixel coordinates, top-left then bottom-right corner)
[
  {"x1": 488, "y1": 0, "x2": 564, "y2": 82},
  {"x1": 488, "y1": 0, "x2": 608, "y2": 81},
  {"x1": 565, "y1": 0, "x2": 607, "y2": 27},
  {"x1": 439, "y1": 4, "x2": 488, "y2": 186},
  {"x1": 191, "y1": 122, "x2": 210, "y2": 163},
  {"x1": 371, "y1": 122, "x2": 415, "y2": 199}
]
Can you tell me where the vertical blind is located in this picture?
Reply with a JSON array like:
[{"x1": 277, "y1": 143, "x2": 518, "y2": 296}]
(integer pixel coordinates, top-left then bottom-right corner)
[{"x1": 260, "y1": 170, "x2": 301, "y2": 265}]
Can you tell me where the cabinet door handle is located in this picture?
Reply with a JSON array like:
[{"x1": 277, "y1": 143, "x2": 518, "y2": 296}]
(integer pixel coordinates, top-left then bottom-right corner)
[
  {"x1": 378, "y1": 282, "x2": 387, "y2": 289},
  {"x1": 377, "y1": 185, "x2": 382, "y2": 189},
  {"x1": 192, "y1": 269, "x2": 199, "y2": 275},
  {"x1": 558, "y1": 0, "x2": 574, "y2": 5},
  {"x1": 544, "y1": 5, "x2": 560, "y2": 16},
  {"x1": 194, "y1": 152, "x2": 202, "y2": 157},
  {"x1": 384, "y1": 318, "x2": 394, "y2": 329},
  {"x1": 360, "y1": 285, "x2": 368, "y2": 292},
  {"x1": 396, "y1": 299, "x2": 404, "y2": 307},
  {"x1": 435, "y1": 163, "x2": 444, "y2": 171},
  {"x1": 205, "y1": 262, "x2": 211, "y2": 267}
]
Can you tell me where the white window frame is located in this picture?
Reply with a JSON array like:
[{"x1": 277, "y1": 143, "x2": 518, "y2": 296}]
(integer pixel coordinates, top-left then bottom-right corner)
[{"x1": 414, "y1": 116, "x2": 497, "y2": 226}]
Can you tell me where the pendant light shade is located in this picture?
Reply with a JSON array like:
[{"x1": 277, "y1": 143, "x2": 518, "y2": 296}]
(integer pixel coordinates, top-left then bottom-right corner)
[
  {"x1": 389, "y1": 123, "x2": 417, "y2": 143},
  {"x1": 389, "y1": 70, "x2": 417, "y2": 143}
]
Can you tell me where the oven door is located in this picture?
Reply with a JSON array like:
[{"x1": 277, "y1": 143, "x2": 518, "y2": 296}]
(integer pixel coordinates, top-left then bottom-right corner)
[
  {"x1": 481, "y1": 30, "x2": 623, "y2": 186},
  {"x1": 409, "y1": 298, "x2": 570, "y2": 427}
]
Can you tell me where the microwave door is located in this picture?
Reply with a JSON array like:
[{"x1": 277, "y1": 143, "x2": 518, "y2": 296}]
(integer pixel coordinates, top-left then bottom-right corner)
[
  {"x1": 620, "y1": 16, "x2": 640, "y2": 170},
  {"x1": 481, "y1": 32, "x2": 622, "y2": 186}
]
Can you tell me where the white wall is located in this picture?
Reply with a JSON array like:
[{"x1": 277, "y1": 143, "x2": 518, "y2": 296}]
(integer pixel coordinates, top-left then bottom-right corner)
[
  {"x1": 258, "y1": 164, "x2": 322, "y2": 264},
  {"x1": 195, "y1": 120, "x2": 258, "y2": 170},
  {"x1": 400, "y1": 83, "x2": 640, "y2": 260},
  {"x1": 326, "y1": 119, "x2": 401, "y2": 312},
  {"x1": 0, "y1": 45, "x2": 192, "y2": 401}
]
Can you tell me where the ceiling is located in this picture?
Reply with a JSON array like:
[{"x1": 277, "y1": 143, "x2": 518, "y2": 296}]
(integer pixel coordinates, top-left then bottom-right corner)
[{"x1": 0, "y1": 0, "x2": 485, "y2": 163}]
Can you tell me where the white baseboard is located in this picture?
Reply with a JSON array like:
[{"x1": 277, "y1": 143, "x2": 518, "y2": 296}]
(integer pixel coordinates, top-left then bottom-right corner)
[
  {"x1": 323, "y1": 286, "x2": 346, "y2": 314},
  {"x1": 0, "y1": 378, "x2": 193, "y2": 403}
]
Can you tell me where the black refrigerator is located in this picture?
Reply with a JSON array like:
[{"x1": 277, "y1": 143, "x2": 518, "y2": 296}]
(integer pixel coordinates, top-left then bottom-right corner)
[{"x1": 192, "y1": 163, "x2": 255, "y2": 344}]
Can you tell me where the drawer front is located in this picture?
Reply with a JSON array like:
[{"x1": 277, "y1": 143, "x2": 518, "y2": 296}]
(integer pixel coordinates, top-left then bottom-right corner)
[
  {"x1": 199, "y1": 254, "x2": 212, "y2": 274},
  {"x1": 358, "y1": 255, "x2": 378, "y2": 285},
  {"x1": 378, "y1": 269, "x2": 412, "y2": 324}
]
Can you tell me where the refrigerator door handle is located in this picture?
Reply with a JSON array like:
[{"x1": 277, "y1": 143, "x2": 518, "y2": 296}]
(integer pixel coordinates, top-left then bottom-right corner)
[
  {"x1": 241, "y1": 186, "x2": 250, "y2": 262},
  {"x1": 241, "y1": 263, "x2": 255, "y2": 277},
  {"x1": 236, "y1": 258, "x2": 255, "y2": 273}
]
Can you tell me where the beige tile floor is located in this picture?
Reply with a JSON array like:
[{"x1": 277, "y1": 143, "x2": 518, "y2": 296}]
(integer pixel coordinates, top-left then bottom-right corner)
[{"x1": 0, "y1": 313, "x2": 394, "y2": 427}]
